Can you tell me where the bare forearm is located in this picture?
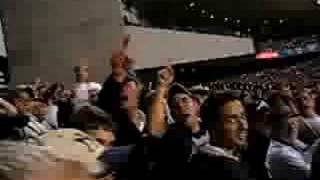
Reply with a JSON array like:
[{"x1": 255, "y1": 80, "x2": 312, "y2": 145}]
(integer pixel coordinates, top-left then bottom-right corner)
[
  {"x1": 149, "y1": 86, "x2": 167, "y2": 137},
  {"x1": 0, "y1": 99, "x2": 18, "y2": 116}
]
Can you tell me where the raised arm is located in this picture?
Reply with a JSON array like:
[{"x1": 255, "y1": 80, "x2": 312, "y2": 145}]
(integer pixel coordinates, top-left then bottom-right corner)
[
  {"x1": 148, "y1": 66, "x2": 174, "y2": 137},
  {"x1": 0, "y1": 98, "x2": 18, "y2": 116}
]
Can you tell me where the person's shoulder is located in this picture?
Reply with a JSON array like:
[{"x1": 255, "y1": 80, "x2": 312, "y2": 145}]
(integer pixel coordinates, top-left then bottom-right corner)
[
  {"x1": 88, "y1": 82, "x2": 102, "y2": 88},
  {"x1": 190, "y1": 154, "x2": 251, "y2": 179},
  {"x1": 269, "y1": 141, "x2": 304, "y2": 162},
  {"x1": 89, "y1": 82, "x2": 101, "y2": 86}
]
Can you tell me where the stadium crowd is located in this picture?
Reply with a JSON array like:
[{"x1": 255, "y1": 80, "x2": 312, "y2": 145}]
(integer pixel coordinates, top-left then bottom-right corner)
[{"x1": 2, "y1": 36, "x2": 320, "y2": 180}]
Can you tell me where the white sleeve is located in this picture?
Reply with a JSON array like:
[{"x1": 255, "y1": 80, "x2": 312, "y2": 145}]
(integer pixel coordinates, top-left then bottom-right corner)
[
  {"x1": 45, "y1": 105, "x2": 59, "y2": 129},
  {"x1": 279, "y1": 149, "x2": 311, "y2": 178}
]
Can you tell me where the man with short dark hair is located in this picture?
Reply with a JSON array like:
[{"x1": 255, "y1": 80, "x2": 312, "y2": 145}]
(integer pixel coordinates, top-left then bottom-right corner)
[
  {"x1": 148, "y1": 67, "x2": 252, "y2": 180},
  {"x1": 70, "y1": 105, "x2": 115, "y2": 147}
]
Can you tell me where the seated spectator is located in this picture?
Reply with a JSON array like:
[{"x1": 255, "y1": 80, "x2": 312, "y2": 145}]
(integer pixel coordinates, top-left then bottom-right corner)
[
  {"x1": 39, "y1": 128, "x2": 108, "y2": 178},
  {"x1": 69, "y1": 105, "x2": 115, "y2": 147}
]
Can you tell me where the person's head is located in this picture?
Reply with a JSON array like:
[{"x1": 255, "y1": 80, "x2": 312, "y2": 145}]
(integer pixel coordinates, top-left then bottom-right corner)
[
  {"x1": 74, "y1": 65, "x2": 89, "y2": 83},
  {"x1": 314, "y1": 81, "x2": 320, "y2": 93},
  {"x1": 30, "y1": 99, "x2": 49, "y2": 120},
  {"x1": 17, "y1": 88, "x2": 35, "y2": 101},
  {"x1": 49, "y1": 83, "x2": 65, "y2": 96},
  {"x1": 274, "y1": 81, "x2": 292, "y2": 98},
  {"x1": 41, "y1": 83, "x2": 63, "y2": 103},
  {"x1": 168, "y1": 83, "x2": 196, "y2": 121},
  {"x1": 201, "y1": 92, "x2": 248, "y2": 150},
  {"x1": 0, "y1": 141, "x2": 94, "y2": 180},
  {"x1": 296, "y1": 89, "x2": 316, "y2": 114},
  {"x1": 36, "y1": 87, "x2": 45, "y2": 98},
  {"x1": 268, "y1": 93, "x2": 302, "y2": 139},
  {"x1": 189, "y1": 85, "x2": 210, "y2": 105},
  {"x1": 70, "y1": 105, "x2": 115, "y2": 147}
]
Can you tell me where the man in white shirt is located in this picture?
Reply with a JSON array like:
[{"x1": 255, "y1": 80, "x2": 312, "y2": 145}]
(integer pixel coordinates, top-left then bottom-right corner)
[{"x1": 72, "y1": 65, "x2": 102, "y2": 103}]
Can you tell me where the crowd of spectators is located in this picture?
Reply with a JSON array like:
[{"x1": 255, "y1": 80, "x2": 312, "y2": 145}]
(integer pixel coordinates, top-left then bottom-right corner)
[
  {"x1": 258, "y1": 35, "x2": 320, "y2": 57},
  {"x1": 2, "y1": 35, "x2": 320, "y2": 180}
]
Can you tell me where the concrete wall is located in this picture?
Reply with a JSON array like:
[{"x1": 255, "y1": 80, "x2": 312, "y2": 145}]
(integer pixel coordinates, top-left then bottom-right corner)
[
  {"x1": 124, "y1": 26, "x2": 255, "y2": 69},
  {"x1": 3, "y1": 0, "x2": 123, "y2": 88},
  {"x1": 0, "y1": 20, "x2": 6, "y2": 57}
]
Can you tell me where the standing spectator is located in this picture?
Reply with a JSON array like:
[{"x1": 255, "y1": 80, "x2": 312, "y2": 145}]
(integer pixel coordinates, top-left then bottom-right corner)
[
  {"x1": 98, "y1": 37, "x2": 143, "y2": 145},
  {"x1": 265, "y1": 93, "x2": 310, "y2": 180},
  {"x1": 296, "y1": 89, "x2": 320, "y2": 145},
  {"x1": 189, "y1": 91, "x2": 252, "y2": 180},
  {"x1": 72, "y1": 65, "x2": 102, "y2": 103}
]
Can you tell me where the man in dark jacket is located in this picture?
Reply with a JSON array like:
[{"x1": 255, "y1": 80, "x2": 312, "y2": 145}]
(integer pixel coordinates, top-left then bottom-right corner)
[
  {"x1": 147, "y1": 66, "x2": 254, "y2": 180},
  {"x1": 97, "y1": 48, "x2": 141, "y2": 146},
  {"x1": 188, "y1": 92, "x2": 253, "y2": 180}
]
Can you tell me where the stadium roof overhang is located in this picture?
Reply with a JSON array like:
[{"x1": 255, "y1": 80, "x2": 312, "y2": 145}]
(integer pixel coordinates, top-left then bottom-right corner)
[{"x1": 126, "y1": 0, "x2": 320, "y2": 38}]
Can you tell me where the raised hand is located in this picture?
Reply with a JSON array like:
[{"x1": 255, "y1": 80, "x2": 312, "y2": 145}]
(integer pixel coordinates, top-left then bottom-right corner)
[
  {"x1": 158, "y1": 66, "x2": 174, "y2": 87},
  {"x1": 122, "y1": 34, "x2": 131, "y2": 51},
  {"x1": 288, "y1": 117, "x2": 300, "y2": 144}
]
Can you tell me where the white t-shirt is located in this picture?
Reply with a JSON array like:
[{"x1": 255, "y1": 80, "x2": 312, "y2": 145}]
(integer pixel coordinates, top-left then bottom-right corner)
[
  {"x1": 304, "y1": 115, "x2": 320, "y2": 134},
  {"x1": 266, "y1": 140, "x2": 310, "y2": 179},
  {"x1": 73, "y1": 82, "x2": 102, "y2": 101}
]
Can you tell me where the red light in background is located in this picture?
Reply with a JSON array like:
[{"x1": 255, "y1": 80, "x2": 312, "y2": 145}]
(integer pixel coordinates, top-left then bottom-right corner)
[{"x1": 256, "y1": 51, "x2": 279, "y2": 59}]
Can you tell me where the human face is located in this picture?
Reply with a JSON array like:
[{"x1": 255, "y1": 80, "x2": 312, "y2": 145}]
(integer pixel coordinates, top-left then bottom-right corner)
[
  {"x1": 87, "y1": 128, "x2": 115, "y2": 148},
  {"x1": 298, "y1": 91, "x2": 315, "y2": 109},
  {"x1": 31, "y1": 101, "x2": 49, "y2": 119},
  {"x1": 75, "y1": 67, "x2": 89, "y2": 82},
  {"x1": 172, "y1": 93, "x2": 194, "y2": 119},
  {"x1": 280, "y1": 84, "x2": 292, "y2": 97},
  {"x1": 18, "y1": 91, "x2": 31, "y2": 101},
  {"x1": 220, "y1": 100, "x2": 248, "y2": 149}
]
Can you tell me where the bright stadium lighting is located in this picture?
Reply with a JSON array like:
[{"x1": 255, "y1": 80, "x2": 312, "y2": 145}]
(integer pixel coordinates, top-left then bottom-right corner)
[
  {"x1": 189, "y1": 2, "x2": 196, "y2": 7},
  {"x1": 279, "y1": 19, "x2": 284, "y2": 24},
  {"x1": 313, "y1": 0, "x2": 320, "y2": 6}
]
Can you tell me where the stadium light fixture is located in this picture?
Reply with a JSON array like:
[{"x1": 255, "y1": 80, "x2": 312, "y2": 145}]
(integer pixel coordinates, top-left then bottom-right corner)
[
  {"x1": 189, "y1": 2, "x2": 196, "y2": 7},
  {"x1": 313, "y1": 0, "x2": 320, "y2": 6}
]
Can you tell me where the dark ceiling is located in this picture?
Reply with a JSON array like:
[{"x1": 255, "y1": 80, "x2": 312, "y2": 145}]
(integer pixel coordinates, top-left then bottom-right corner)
[{"x1": 126, "y1": 0, "x2": 320, "y2": 39}]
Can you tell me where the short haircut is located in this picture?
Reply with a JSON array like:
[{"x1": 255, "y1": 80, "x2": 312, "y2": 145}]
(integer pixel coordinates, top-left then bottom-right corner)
[
  {"x1": 73, "y1": 65, "x2": 88, "y2": 73},
  {"x1": 70, "y1": 105, "x2": 114, "y2": 132},
  {"x1": 200, "y1": 91, "x2": 241, "y2": 130},
  {"x1": 18, "y1": 87, "x2": 35, "y2": 99}
]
